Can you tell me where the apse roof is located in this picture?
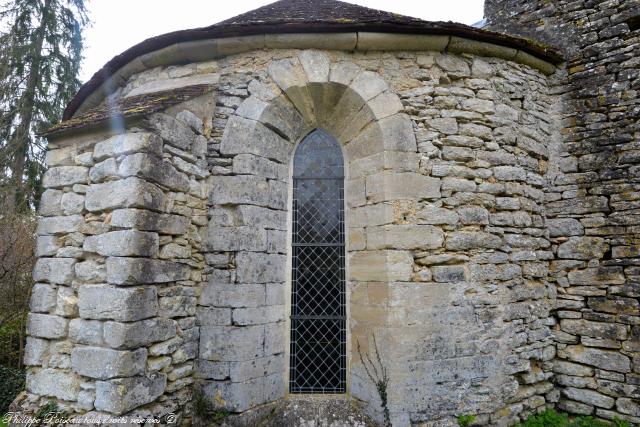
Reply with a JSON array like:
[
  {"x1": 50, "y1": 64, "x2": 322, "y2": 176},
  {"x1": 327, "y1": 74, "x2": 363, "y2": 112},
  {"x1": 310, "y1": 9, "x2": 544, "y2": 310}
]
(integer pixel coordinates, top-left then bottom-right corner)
[{"x1": 62, "y1": 0, "x2": 562, "y2": 121}]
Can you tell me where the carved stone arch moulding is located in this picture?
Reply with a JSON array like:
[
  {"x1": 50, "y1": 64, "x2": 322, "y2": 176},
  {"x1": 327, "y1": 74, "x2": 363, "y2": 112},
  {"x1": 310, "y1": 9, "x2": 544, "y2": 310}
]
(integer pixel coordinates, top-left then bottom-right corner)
[{"x1": 203, "y1": 50, "x2": 438, "y2": 421}]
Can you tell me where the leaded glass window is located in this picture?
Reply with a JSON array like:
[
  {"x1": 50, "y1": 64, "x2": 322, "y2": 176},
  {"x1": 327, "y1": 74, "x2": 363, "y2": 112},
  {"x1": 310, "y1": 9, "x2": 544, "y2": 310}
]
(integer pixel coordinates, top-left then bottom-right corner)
[{"x1": 290, "y1": 129, "x2": 346, "y2": 394}]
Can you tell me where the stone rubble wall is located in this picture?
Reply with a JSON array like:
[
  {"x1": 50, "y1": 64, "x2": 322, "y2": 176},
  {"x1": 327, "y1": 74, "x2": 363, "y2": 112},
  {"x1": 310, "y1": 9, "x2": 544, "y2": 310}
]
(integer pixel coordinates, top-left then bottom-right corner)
[
  {"x1": 21, "y1": 102, "x2": 210, "y2": 421},
  {"x1": 486, "y1": 0, "x2": 640, "y2": 424},
  {"x1": 116, "y1": 48, "x2": 560, "y2": 426},
  {"x1": 26, "y1": 45, "x2": 561, "y2": 425}
]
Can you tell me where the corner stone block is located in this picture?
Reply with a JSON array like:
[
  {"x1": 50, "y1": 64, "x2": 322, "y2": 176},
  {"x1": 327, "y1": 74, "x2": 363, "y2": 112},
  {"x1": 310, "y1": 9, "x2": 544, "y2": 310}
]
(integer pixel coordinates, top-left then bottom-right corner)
[
  {"x1": 78, "y1": 284, "x2": 158, "y2": 322},
  {"x1": 118, "y1": 153, "x2": 190, "y2": 192},
  {"x1": 106, "y1": 257, "x2": 191, "y2": 285},
  {"x1": 27, "y1": 313, "x2": 68, "y2": 339},
  {"x1": 103, "y1": 318, "x2": 177, "y2": 349},
  {"x1": 84, "y1": 230, "x2": 159, "y2": 257},
  {"x1": 110, "y1": 209, "x2": 189, "y2": 235},
  {"x1": 36, "y1": 215, "x2": 83, "y2": 235},
  {"x1": 93, "y1": 132, "x2": 162, "y2": 162},
  {"x1": 42, "y1": 166, "x2": 88, "y2": 188},
  {"x1": 85, "y1": 177, "x2": 164, "y2": 212},
  {"x1": 94, "y1": 373, "x2": 166, "y2": 415},
  {"x1": 72, "y1": 347, "x2": 147, "y2": 379},
  {"x1": 33, "y1": 258, "x2": 76, "y2": 284},
  {"x1": 26, "y1": 368, "x2": 80, "y2": 402},
  {"x1": 349, "y1": 250, "x2": 413, "y2": 282},
  {"x1": 30, "y1": 283, "x2": 57, "y2": 312},
  {"x1": 23, "y1": 337, "x2": 49, "y2": 366},
  {"x1": 365, "y1": 172, "x2": 440, "y2": 203}
]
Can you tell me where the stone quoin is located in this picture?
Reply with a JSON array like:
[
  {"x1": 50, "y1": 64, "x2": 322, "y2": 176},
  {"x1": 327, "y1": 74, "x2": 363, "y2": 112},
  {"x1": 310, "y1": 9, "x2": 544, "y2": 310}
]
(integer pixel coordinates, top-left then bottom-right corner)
[{"x1": 15, "y1": 0, "x2": 640, "y2": 425}]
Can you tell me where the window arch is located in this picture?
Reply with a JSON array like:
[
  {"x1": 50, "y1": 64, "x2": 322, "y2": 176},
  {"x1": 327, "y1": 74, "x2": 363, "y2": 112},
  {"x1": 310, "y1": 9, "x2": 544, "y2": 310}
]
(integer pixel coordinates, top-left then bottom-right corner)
[{"x1": 290, "y1": 129, "x2": 346, "y2": 393}]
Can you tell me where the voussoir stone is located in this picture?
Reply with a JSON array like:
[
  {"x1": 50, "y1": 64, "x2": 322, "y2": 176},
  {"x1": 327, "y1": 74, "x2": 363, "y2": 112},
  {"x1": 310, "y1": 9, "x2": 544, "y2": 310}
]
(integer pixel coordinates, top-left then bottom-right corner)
[
  {"x1": 106, "y1": 257, "x2": 190, "y2": 285},
  {"x1": 85, "y1": 177, "x2": 164, "y2": 212},
  {"x1": 78, "y1": 284, "x2": 157, "y2": 321},
  {"x1": 84, "y1": 230, "x2": 159, "y2": 257},
  {"x1": 94, "y1": 373, "x2": 166, "y2": 415}
]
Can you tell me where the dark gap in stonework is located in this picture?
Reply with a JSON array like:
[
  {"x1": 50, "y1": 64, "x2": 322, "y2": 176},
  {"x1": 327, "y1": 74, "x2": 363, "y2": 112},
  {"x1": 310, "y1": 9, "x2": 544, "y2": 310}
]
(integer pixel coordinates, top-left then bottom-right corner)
[{"x1": 627, "y1": 16, "x2": 640, "y2": 32}]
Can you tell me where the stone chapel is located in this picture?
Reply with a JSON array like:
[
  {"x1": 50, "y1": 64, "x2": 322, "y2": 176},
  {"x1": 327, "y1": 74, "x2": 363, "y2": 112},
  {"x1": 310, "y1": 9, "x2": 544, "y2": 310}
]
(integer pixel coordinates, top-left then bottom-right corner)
[{"x1": 15, "y1": 0, "x2": 640, "y2": 425}]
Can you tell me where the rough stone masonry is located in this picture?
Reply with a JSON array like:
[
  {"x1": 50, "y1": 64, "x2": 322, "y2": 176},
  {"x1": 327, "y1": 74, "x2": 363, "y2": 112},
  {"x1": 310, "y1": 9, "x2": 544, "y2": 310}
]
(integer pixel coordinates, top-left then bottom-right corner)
[{"x1": 12, "y1": 0, "x2": 639, "y2": 426}]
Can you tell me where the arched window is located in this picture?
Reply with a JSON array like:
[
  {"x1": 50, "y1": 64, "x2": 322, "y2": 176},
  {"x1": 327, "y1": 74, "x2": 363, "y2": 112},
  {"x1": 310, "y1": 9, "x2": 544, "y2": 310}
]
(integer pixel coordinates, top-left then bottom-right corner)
[{"x1": 290, "y1": 129, "x2": 346, "y2": 393}]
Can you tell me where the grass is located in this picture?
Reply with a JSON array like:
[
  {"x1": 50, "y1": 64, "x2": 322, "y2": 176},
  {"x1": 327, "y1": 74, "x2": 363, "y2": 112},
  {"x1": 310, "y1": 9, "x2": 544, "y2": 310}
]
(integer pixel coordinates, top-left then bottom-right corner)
[{"x1": 515, "y1": 409, "x2": 634, "y2": 427}]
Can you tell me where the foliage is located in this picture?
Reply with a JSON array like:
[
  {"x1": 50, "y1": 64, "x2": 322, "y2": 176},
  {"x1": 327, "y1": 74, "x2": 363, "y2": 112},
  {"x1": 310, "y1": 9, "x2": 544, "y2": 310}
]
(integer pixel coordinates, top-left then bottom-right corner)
[
  {"x1": 0, "y1": 0, "x2": 89, "y2": 210},
  {"x1": 516, "y1": 409, "x2": 634, "y2": 427},
  {"x1": 211, "y1": 409, "x2": 229, "y2": 424},
  {"x1": 457, "y1": 414, "x2": 476, "y2": 427},
  {"x1": 192, "y1": 389, "x2": 229, "y2": 425},
  {"x1": 0, "y1": 365, "x2": 25, "y2": 414},
  {"x1": 357, "y1": 334, "x2": 391, "y2": 427},
  {"x1": 0, "y1": 211, "x2": 36, "y2": 369}
]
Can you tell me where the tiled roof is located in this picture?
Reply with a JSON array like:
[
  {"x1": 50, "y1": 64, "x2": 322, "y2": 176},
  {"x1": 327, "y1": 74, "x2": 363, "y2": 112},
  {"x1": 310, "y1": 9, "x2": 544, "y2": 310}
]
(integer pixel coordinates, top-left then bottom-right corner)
[
  {"x1": 42, "y1": 84, "x2": 213, "y2": 137},
  {"x1": 61, "y1": 0, "x2": 563, "y2": 122}
]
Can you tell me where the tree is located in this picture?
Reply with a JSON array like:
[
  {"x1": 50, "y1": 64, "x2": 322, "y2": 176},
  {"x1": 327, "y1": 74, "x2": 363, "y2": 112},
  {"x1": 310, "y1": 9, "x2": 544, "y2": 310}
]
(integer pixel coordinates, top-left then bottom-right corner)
[{"x1": 0, "y1": 0, "x2": 89, "y2": 212}]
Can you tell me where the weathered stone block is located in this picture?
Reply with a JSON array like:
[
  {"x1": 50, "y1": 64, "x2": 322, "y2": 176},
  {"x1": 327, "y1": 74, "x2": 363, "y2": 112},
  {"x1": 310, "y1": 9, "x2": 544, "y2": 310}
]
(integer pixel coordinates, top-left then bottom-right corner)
[
  {"x1": 220, "y1": 116, "x2": 293, "y2": 163},
  {"x1": 159, "y1": 243, "x2": 191, "y2": 259},
  {"x1": 78, "y1": 284, "x2": 157, "y2": 321},
  {"x1": 237, "y1": 205, "x2": 287, "y2": 230},
  {"x1": 103, "y1": 318, "x2": 177, "y2": 349},
  {"x1": 367, "y1": 225, "x2": 444, "y2": 250},
  {"x1": 235, "y1": 252, "x2": 285, "y2": 284},
  {"x1": 36, "y1": 215, "x2": 83, "y2": 235},
  {"x1": 562, "y1": 345, "x2": 630, "y2": 373},
  {"x1": 33, "y1": 258, "x2": 75, "y2": 284},
  {"x1": 562, "y1": 387, "x2": 614, "y2": 409},
  {"x1": 210, "y1": 175, "x2": 287, "y2": 210},
  {"x1": 27, "y1": 313, "x2": 68, "y2": 339},
  {"x1": 548, "y1": 218, "x2": 584, "y2": 237},
  {"x1": 200, "y1": 281, "x2": 265, "y2": 308},
  {"x1": 445, "y1": 231, "x2": 502, "y2": 250},
  {"x1": 39, "y1": 189, "x2": 63, "y2": 216},
  {"x1": 199, "y1": 326, "x2": 264, "y2": 361},
  {"x1": 118, "y1": 153, "x2": 190, "y2": 192},
  {"x1": 587, "y1": 296, "x2": 639, "y2": 315},
  {"x1": 30, "y1": 283, "x2": 57, "y2": 313},
  {"x1": 567, "y1": 267, "x2": 625, "y2": 286},
  {"x1": 74, "y1": 260, "x2": 106, "y2": 283},
  {"x1": 147, "y1": 113, "x2": 195, "y2": 150},
  {"x1": 232, "y1": 153, "x2": 287, "y2": 180},
  {"x1": 23, "y1": 337, "x2": 49, "y2": 366},
  {"x1": 110, "y1": 209, "x2": 189, "y2": 235},
  {"x1": 69, "y1": 319, "x2": 103, "y2": 345},
  {"x1": 558, "y1": 237, "x2": 608, "y2": 260},
  {"x1": 84, "y1": 231, "x2": 159, "y2": 257},
  {"x1": 26, "y1": 368, "x2": 80, "y2": 401},
  {"x1": 55, "y1": 286, "x2": 78, "y2": 317},
  {"x1": 432, "y1": 265, "x2": 467, "y2": 283},
  {"x1": 206, "y1": 226, "x2": 267, "y2": 252},
  {"x1": 366, "y1": 172, "x2": 440, "y2": 203},
  {"x1": 94, "y1": 373, "x2": 166, "y2": 415},
  {"x1": 85, "y1": 177, "x2": 164, "y2": 212},
  {"x1": 106, "y1": 257, "x2": 190, "y2": 285},
  {"x1": 72, "y1": 347, "x2": 147, "y2": 379},
  {"x1": 158, "y1": 295, "x2": 197, "y2": 318},
  {"x1": 349, "y1": 250, "x2": 413, "y2": 281},
  {"x1": 43, "y1": 166, "x2": 88, "y2": 188},
  {"x1": 560, "y1": 319, "x2": 627, "y2": 340},
  {"x1": 93, "y1": 133, "x2": 162, "y2": 161},
  {"x1": 89, "y1": 158, "x2": 118, "y2": 182}
]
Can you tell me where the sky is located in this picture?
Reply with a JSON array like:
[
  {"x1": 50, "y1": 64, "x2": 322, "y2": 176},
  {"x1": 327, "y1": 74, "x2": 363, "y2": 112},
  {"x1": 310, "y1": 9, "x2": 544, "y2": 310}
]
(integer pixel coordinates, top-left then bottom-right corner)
[{"x1": 81, "y1": 0, "x2": 485, "y2": 83}]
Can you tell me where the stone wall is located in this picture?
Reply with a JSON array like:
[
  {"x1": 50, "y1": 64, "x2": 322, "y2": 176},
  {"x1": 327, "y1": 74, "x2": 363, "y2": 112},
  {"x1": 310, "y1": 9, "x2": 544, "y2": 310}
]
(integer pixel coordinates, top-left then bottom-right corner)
[
  {"x1": 114, "y1": 47, "x2": 559, "y2": 425},
  {"x1": 24, "y1": 43, "x2": 562, "y2": 425},
  {"x1": 20, "y1": 103, "x2": 210, "y2": 422},
  {"x1": 486, "y1": 0, "x2": 640, "y2": 423}
]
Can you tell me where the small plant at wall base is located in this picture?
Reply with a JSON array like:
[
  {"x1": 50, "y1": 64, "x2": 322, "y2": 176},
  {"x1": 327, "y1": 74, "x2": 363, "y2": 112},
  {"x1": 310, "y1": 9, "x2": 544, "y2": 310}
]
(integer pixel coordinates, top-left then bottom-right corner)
[
  {"x1": 515, "y1": 409, "x2": 634, "y2": 427},
  {"x1": 357, "y1": 334, "x2": 391, "y2": 427},
  {"x1": 457, "y1": 414, "x2": 476, "y2": 427}
]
